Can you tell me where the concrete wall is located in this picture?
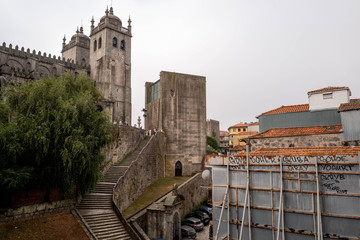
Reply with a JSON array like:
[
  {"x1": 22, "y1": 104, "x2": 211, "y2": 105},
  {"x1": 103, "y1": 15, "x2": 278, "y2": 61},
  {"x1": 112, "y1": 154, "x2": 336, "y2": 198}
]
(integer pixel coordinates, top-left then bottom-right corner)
[
  {"x1": 309, "y1": 89, "x2": 350, "y2": 111},
  {"x1": 113, "y1": 132, "x2": 166, "y2": 212},
  {"x1": 250, "y1": 133, "x2": 342, "y2": 151}
]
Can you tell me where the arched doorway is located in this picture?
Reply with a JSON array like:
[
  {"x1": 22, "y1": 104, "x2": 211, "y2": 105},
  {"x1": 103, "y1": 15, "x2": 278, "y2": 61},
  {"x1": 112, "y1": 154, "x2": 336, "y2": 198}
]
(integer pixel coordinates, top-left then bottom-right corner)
[
  {"x1": 175, "y1": 161, "x2": 182, "y2": 176},
  {"x1": 173, "y1": 212, "x2": 179, "y2": 240}
]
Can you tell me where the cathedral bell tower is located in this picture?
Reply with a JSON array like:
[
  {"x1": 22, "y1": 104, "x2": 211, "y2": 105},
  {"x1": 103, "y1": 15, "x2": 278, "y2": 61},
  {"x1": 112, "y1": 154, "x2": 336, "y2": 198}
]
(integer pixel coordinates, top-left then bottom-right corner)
[{"x1": 89, "y1": 6, "x2": 132, "y2": 124}]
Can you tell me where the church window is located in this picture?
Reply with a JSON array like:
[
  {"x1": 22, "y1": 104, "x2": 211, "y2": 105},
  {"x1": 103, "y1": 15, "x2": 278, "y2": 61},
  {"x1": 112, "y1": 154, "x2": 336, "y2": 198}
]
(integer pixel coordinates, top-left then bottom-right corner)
[
  {"x1": 120, "y1": 40, "x2": 125, "y2": 50},
  {"x1": 94, "y1": 40, "x2": 97, "y2": 51},
  {"x1": 113, "y1": 37, "x2": 118, "y2": 47},
  {"x1": 98, "y1": 37, "x2": 102, "y2": 49}
]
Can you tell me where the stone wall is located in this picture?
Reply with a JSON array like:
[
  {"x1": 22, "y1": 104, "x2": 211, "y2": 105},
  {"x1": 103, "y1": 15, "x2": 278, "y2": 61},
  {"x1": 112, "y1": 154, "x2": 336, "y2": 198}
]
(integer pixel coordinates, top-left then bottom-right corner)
[
  {"x1": 113, "y1": 132, "x2": 166, "y2": 212},
  {"x1": 128, "y1": 172, "x2": 211, "y2": 239},
  {"x1": 250, "y1": 133, "x2": 342, "y2": 151},
  {"x1": 207, "y1": 119, "x2": 220, "y2": 143},
  {"x1": 0, "y1": 42, "x2": 89, "y2": 85},
  {"x1": 0, "y1": 199, "x2": 74, "y2": 223},
  {"x1": 102, "y1": 125, "x2": 145, "y2": 174}
]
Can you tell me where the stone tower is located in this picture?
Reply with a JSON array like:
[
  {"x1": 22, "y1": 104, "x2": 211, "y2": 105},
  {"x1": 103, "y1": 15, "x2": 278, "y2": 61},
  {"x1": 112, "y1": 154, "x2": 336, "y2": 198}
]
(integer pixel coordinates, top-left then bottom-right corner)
[
  {"x1": 61, "y1": 27, "x2": 90, "y2": 67},
  {"x1": 89, "y1": 7, "x2": 132, "y2": 124},
  {"x1": 62, "y1": 6, "x2": 132, "y2": 124}
]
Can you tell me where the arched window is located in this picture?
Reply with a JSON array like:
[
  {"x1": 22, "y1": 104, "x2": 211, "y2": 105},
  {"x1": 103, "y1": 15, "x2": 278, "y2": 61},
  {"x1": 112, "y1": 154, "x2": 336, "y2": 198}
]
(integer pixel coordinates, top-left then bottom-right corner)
[
  {"x1": 98, "y1": 37, "x2": 102, "y2": 49},
  {"x1": 175, "y1": 161, "x2": 182, "y2": 176},
  {"x1": 113, "y1": 37, "x2": 118, "y2": 47},
  {"x1": 120, "y1": 40, "x2": 125, "y2": 50},
  {"x1": 94, "y1": 40, "x2": 97, "y2": 51}
]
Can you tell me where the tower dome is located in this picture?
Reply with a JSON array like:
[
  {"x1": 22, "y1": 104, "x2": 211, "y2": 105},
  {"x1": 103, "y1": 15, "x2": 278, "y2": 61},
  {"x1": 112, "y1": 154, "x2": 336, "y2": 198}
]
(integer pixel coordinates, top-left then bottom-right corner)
[{"x1": 99, "y1": 6, "x2": 122, "y2": 27}]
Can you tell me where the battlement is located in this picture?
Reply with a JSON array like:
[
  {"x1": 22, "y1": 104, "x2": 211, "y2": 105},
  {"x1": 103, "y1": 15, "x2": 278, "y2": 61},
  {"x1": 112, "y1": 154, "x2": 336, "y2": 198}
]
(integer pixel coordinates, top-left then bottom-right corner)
[{"x1": 0, "y1": 42, "x2": 90, "y2": 69}]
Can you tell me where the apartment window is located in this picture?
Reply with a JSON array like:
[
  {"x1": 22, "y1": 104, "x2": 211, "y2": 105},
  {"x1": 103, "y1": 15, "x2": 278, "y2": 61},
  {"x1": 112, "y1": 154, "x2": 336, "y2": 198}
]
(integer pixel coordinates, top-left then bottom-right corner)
[{"x1": 323, "y1": 93, "x2": 333, "y2": 99}]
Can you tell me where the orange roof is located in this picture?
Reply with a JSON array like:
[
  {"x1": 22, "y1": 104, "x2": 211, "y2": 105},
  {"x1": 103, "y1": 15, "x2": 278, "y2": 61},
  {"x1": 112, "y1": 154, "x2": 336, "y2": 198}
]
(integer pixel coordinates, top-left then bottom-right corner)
[
  {"x1": 350, "y1": 98, "x2": 360, "y2": 103},
  {"x1": 250, "y1": 125, "x2": 342, "y2": 139},
  {"x1": 231, "y1": 145, "x2": 246, "y2": 151},
  {"x1": 229, "y1": 122, "x2": 258, "y2": 129},
  {"x1": 246, "y1": 146, "x2": 360, "y2": 156},
  {"x1": 307, "y1": 86, "x2": 349, "y2": 95},
  {"x1": 248, "y1": 122, "x2": 259, "y2": 126},
  {"x1": 220, "y1": 130, "x2": 228, "y2": 134},
  {"x1": 261, "y1": 104, "x2": 309, "y2": 115},
  {"x1": 234, "y1": 131, "x2": 258, "y2": 136},
  {"x1": 338, "y1": 102, "x2": 360, "y2": 112}
]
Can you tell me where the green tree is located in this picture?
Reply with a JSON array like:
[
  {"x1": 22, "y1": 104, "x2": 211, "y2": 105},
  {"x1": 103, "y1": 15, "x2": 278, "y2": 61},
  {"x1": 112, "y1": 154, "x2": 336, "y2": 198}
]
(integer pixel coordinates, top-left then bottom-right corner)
[
  {"x1": 0, "y1": 73, "x2": 112, "y2": 202},
  {"x1": 207, "y1": 136, "x2": 220, "y2": 152}
]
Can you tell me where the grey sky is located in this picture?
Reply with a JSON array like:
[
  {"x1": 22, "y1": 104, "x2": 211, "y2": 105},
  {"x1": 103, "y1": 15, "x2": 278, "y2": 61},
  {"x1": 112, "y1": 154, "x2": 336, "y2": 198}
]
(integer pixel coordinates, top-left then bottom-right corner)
[{"x1": 1, "y1": 0, "x2": 360, "y2": 130}]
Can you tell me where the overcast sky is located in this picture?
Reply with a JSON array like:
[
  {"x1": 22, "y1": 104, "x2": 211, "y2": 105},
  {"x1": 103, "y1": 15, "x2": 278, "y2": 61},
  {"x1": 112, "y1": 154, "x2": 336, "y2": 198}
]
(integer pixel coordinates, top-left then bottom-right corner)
[{"x1": 1, "y1": 0, "x2": 360, "y2": 130}]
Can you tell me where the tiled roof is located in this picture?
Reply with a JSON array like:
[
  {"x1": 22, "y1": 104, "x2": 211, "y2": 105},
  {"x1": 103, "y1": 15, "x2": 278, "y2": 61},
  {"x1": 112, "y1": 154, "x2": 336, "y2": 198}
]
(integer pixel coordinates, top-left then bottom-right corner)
[
  {"x1": 220, "y1": 130, "x2": 228, "y2": 134},
  {"x1": 234, "y1": 131, "x2": 258, "y2": 136},
  {"x1": 248, "y1": 122, "x2": 259, "y2": 126},
  {"x1": 338, "y1": 102, "x2": 360, "y2": 112},
  {"x1": 350, "y1": 98, "x2": 360, "y2": 103},
  {"x1": 231, "y1": 145, "x2": 246, "y2": 151},
  {"x1": 249, "y1": 125, "x2": 342, "y2": 139},
  {"x1": 307, "y1": 86, "x2": 349, "y2": 95},
  {"x1": 247, "y1": 146, "x2": 360, "y2": 156},
  {"x1": 261, "y1": 104, "x2": 309, "y2": 115}
]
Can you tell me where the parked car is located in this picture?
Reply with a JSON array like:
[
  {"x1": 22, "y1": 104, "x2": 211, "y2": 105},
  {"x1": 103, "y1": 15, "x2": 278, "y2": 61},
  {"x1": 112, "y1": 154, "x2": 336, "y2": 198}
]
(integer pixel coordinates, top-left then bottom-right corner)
[
  {"x1": 181, "y1": 225, "x2": 196, "y2": 239},
  {"x1": 182, "y1": 217, "x2": 204, "y2": 232},
  {"x1": 199, "y1": 206, "x2": 212, "y2": 219},
  {"x1": 187, "y1": 210, "x2": 210, "y2": 225}
]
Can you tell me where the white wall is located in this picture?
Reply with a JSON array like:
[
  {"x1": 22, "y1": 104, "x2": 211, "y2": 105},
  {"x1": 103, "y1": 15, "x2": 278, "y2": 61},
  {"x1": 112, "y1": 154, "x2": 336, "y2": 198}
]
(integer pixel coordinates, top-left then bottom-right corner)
[{"x1": 309, "y1": 90, "x2": 350, "y2": 111}]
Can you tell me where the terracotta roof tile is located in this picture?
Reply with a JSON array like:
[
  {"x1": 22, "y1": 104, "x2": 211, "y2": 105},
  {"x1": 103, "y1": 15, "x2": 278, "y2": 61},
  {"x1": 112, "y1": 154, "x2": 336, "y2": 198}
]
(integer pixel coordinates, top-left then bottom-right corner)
[
  {"x1": 261, "y1": 104, "x2": 309, "y2": 115},
  {"x1": 350, "y1": 98, "x2": 360, "y2": 103},
  {"x1": 307, "y1": 86, "x2": 349, "y2": 95},
  {"x1": 244, "y1": 146, "x2": 360, "y2": 156},
  {"x1": 234, "y1": 131, "x2": 258, "y2": 136},
  {"x1": 231, "y1": 145, "x2": 246, "y2": 151},
  {"x1": 250, "y1": 125, "x2": 342, "y2": 139},
  {"x1": 338, "y1": 102, "x2": 360, "y2": 112}
]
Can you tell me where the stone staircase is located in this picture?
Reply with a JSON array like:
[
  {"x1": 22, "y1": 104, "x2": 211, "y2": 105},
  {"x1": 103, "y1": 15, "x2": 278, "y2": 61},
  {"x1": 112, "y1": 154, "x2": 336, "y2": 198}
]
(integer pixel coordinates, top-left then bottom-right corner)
[{"x1": 76, "y1": 136, "x2": 151, "y2": 240}]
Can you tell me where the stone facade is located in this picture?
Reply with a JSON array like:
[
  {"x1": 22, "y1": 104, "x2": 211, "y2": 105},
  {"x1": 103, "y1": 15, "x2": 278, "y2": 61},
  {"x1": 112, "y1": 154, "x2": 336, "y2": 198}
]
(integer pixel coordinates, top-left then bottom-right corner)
[
  {"x1": 0, "y1": 42, "x2": 89, "y2": 85},
  {"x1": 62, "y1": 7, "x2": 132, "y2": 124},
  {"x1": 128, "y1": 172, "x2": 211, "y2": 240},
  {"x1": 249, "y1": 133, "x2": 342, "y2": 151},
  {"x1": 113, "y1": 132, "x2": 166, "y2": 212},
  {"x1": 1, "y1": 7, "x2": 132, "y2": 124},
  {"x1": 0, "y1": 199, "x2": 74, "y2": 222},
  {"x1": 102, "y1": 125, "x2": 145, "y2": 173},
  {"x1": 145, "y1": 71, "x2": 207, "y2": 176},
  {"x1": 206, "y1": 119, "x2": 220, "y2": 143}
]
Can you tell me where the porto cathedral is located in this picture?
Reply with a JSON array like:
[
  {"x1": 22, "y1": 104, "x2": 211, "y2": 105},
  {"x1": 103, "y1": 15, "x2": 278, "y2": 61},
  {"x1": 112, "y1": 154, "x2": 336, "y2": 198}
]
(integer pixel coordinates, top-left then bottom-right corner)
[{"x1": 0, "y1": 7, "x2": 132, "y2": 124}]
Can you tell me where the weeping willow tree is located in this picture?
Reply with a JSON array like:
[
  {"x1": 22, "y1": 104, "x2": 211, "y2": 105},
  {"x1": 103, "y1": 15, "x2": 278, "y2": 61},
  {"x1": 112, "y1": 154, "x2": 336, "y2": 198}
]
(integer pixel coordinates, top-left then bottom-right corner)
[{"x1": 0, "y1": 73, "x2": 112, "y2": 202}]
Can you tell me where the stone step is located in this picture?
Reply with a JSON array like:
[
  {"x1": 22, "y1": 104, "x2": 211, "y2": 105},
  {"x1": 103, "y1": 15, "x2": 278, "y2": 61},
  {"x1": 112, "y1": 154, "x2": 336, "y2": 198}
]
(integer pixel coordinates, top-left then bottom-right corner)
[
  {"x1": 95, "y1": 229, "x2": 129, "y2": 239},
  {"x1": 85, "y1": 218, "x2": 120, "y2": 225},
  {"x1": 93, "y1": 184, "x2": 114, "y2": 194}
]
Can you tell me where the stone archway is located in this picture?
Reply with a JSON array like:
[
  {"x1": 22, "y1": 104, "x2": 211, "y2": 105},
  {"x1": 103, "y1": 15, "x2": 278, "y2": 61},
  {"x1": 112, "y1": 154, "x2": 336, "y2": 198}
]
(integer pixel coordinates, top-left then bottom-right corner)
[
  {"x1": 173, "y1": 212, "x2": 179, "y2": 240},
  {"x1": 175, "y1": 161, "x2": 182, "y2": 176}
]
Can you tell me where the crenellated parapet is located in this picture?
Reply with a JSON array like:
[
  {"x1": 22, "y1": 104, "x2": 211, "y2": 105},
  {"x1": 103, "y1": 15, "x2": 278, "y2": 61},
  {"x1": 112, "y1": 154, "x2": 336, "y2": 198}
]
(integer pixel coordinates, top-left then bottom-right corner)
[{"x1": 0, "y1": 42, "x2": 90, "y2": 85}]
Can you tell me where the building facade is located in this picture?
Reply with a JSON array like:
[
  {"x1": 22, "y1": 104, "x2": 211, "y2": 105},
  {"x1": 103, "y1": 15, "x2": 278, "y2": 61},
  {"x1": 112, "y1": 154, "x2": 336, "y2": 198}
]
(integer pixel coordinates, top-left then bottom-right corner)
[
  {"x1": 62, "y1": 7, "x2": 132, "y2": 124},
  {"x1": 228, "y1": 122, "x2": 259, "y2": 147},
  {"x1": 145, "y1": 71, "x2": 206, "y2": 176},
  {"x1": 206, "y1": 119, "x2": 220, "y2": 143},
  {"x1": 338, "y1": 100, "x2": 360, "y2": 145},
  {"x1": 257, "y1": 87, "x2": 352, "y2": 133},
  {"x1": 219, "y1": 131, "x2": 229, "y2": 155},
  {"x1": 0, "y1": 7, "x2": 132, "y2": 124}
]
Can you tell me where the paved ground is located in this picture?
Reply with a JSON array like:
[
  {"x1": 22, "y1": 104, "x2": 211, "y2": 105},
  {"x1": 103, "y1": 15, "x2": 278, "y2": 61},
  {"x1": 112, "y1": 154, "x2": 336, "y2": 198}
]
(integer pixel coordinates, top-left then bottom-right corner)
[{"x1": 197, "y1": 222, "x2": 211, "y2": 240}]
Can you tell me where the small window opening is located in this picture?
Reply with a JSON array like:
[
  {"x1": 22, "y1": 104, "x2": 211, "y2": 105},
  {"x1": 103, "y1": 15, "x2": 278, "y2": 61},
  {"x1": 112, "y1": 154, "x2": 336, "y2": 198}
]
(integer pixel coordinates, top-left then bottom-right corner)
[
  {"x1": 113, "y1": 37, "x2": 118, "y2": 47},
  {"x1": 323, "y1": 93, "x2": 333, "y2": 99},
  {"x1": 98, "y1": 37, "x2": 102, "y2": 49},
  {"x1": 120, "y1": 40, "x2": 125, "y2": 50},
  {"x1": 94, "y1": 40, "x2": 97, "y2": 51}
]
